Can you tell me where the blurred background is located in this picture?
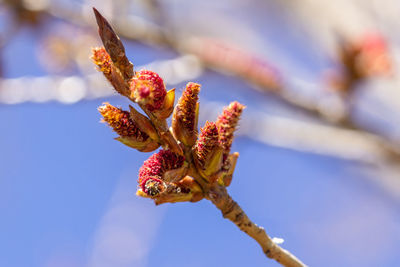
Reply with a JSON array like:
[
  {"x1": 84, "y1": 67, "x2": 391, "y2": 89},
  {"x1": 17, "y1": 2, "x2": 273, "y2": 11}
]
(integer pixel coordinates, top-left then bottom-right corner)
[{"x1": 1, "y1": 0, "x2": 400, "y2": 266}]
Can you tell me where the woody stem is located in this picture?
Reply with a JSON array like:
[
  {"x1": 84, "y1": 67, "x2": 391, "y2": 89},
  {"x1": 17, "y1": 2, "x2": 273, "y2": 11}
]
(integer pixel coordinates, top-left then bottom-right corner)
[{"x1": 207, "y1": 185, "x2": 307, "y2": 267}]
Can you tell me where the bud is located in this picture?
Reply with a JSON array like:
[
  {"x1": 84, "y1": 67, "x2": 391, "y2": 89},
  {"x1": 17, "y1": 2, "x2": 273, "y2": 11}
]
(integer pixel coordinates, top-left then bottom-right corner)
[
  {"x1": 91, "y1": 47, "x2": 130, "y2": 96},
  {"x1": 98, "y1": 103, "x2": 159, "y2": 152},
  {"x1": 92, "y1": 47, "x2": 111, "y2": 75},
  {"x1": 193, "y1": 121, "x2": 223, "y2": 180},
  {"x1": 129, "y1": 70, "x2": 167, "y2": 112},
  {"x1": 216, "y1": 101, "x2": 245, "y2": 164},
  {"x1": 172, "y1": 82, "x2": 200, "y2": 146},
  {"x1": 138, "y1": 149, "x2": 186, "y2": 184},
  {"x1": 93, "y1": 8, "x2": 134, "y2": 81}
]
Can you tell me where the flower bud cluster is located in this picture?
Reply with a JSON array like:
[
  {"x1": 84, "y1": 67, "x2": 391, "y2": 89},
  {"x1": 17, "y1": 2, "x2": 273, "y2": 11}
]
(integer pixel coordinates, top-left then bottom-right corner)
[{"x1": 93, "y1": 8, "x2": 245, "y2": 204}]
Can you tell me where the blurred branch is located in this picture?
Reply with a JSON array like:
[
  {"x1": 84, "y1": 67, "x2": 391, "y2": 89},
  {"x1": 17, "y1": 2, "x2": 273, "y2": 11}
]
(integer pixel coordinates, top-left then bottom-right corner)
[
  {"x1": 2, "y1": 0, "x2": 400, "y2": 199},
  {"x1": 0, "y1": 0, "x2": 398, "y2": 161},
  {"x1": 200, "y1": 101, "x2": 400, "y2": 165},
  {"x1": 0, "y1": 55, "x2": 203, "y2": 103},
  {"x1": 2, "y1": 1, "x2": 398, "y2": 136},
  {"x1": 1, "y1": 71, "x2": 398, "y2": 159},
  {"x1": 2, "y1": 71, "x2": 400, "y2": 201},
  {"x1": 43, "y1": 2, "x2": 400, "y2": 144},
  {"x1": 0, "y1": 71, "x2": 395, "y2": 164}
]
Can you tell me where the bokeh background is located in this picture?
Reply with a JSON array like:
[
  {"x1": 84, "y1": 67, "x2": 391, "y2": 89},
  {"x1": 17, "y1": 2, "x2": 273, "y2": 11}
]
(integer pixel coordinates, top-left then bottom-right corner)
[{"x1": 1, "y1": 0, "x2": 400, "y2": 266}]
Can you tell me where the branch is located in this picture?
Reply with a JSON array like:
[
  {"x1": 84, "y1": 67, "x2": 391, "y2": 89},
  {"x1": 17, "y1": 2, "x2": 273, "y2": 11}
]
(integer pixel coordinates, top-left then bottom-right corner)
[
  {"x1": 88, "y1": 9, "x2": 309, "y2": 265},
  {"x1": 207, "y1": 185, "x2": 306, "y2": 267}
]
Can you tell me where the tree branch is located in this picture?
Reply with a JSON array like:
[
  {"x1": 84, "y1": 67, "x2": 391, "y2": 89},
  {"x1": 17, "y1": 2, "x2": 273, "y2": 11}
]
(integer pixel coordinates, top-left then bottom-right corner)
[{"x1": 207, "y1": 185, "x2": 306, "y2": 267}]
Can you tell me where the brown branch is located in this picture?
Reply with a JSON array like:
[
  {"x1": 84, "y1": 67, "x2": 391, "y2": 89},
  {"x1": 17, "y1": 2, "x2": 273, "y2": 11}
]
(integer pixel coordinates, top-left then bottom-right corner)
[{"x1": 207, "y1": 185, "x2": 306, "y2": 267}]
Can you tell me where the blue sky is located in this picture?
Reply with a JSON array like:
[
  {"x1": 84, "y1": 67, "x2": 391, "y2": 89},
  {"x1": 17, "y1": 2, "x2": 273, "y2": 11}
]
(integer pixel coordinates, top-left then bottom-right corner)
[{"x1": 1, "y1": 2, "x2": 400, "y2": 267}]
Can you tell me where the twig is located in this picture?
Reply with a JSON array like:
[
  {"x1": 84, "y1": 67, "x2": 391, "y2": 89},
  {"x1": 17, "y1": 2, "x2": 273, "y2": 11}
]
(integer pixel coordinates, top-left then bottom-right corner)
[
  {"x1": 207, "y1": 184, "x2": 306, "y2": 267},
  {"x1": 91, "y1": 9, "x2": 307, "y2": 266}
]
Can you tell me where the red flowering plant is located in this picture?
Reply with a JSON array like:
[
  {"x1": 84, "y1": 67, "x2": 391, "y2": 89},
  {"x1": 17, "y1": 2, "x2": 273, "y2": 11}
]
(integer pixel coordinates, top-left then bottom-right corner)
[{"x1": 92, "y1": 8, "x2": 305, "y2": 267}]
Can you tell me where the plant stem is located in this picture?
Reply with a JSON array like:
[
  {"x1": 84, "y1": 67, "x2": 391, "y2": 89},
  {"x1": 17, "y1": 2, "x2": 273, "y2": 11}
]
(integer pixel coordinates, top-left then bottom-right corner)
[{"x1": 207, "y1": 185, "x2": 306, "y2": 267}]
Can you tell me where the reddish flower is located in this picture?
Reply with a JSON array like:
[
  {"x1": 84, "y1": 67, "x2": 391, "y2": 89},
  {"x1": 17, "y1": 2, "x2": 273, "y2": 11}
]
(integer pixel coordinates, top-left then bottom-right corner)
[
  {"x1": 92, "y1": 47, "x2": 130, "y2": 96},
  {"x1": 130, "y1": 70, "x2": 167, "y2": 111},
  {"x1": 138, "y1": 149, "x2": 185, "y2": 184},
  {"x1": 216, "y1": 101, "x2": 245, "y2": 162},
  {"x1": 194, "y1": 121, "x2": 219, "y2": 167},
  {"x1": 92, "y1": 47, "x2": 112, "y2": 76},
  {"x1": 172, "y1": 82, "x2": 201, "y2": 146},
  {"x1": 98, "y1": 103, "x2": 149, "y2": 141}
]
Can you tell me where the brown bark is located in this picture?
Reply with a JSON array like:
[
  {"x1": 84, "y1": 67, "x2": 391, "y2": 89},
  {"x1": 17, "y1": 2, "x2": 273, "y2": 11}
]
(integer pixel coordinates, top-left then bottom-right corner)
[{"x1": 207, "y1": 185, "x2": 307, "y2": 267}]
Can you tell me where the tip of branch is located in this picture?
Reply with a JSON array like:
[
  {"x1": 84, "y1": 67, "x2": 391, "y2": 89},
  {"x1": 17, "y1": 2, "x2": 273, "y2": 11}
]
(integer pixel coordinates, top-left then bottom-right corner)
[
  {"x1": 92, "y1": 7, "x2": 134, "y2": 80},
  {"x1": 93, "y1": 7, "x2": 106, "y2": 32},
  {"x1": 92, "y1": 7, "x2": 101, "y2": 23},
  {"x1": 92, "y1": 7, "x2": 116, "y2": 43}
]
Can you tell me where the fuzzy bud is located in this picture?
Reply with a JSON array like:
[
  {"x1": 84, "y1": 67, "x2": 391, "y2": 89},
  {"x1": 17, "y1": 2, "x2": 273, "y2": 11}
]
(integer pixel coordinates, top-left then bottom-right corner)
[
  {"x1": 130, "y1": 70, "x2": 167, "y2": 112},
  {"x1": 98, "y1": 103, "x2": 159, "y2": 152},
  {"x1": 172, "y1": 82, "x2": 200, "y2": 146},
  {"x1": 138, "y1": 149, "x2": 186, "y2": 184},
  {"x1": 216, "y1": 101, "x2": 245, "y2": 163},
  {"x1": 195, "y1": 121, "x2": 219, "y2": 166},
  {"x1": 92, "y1": 47, "x2": 111, "y2": 76},
  {"x1": 193, "y1": 121, "x2": 223, "y2": 180},
  {"x1": 91, "y1": 47, "x2": 130, "y2": 96}
]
